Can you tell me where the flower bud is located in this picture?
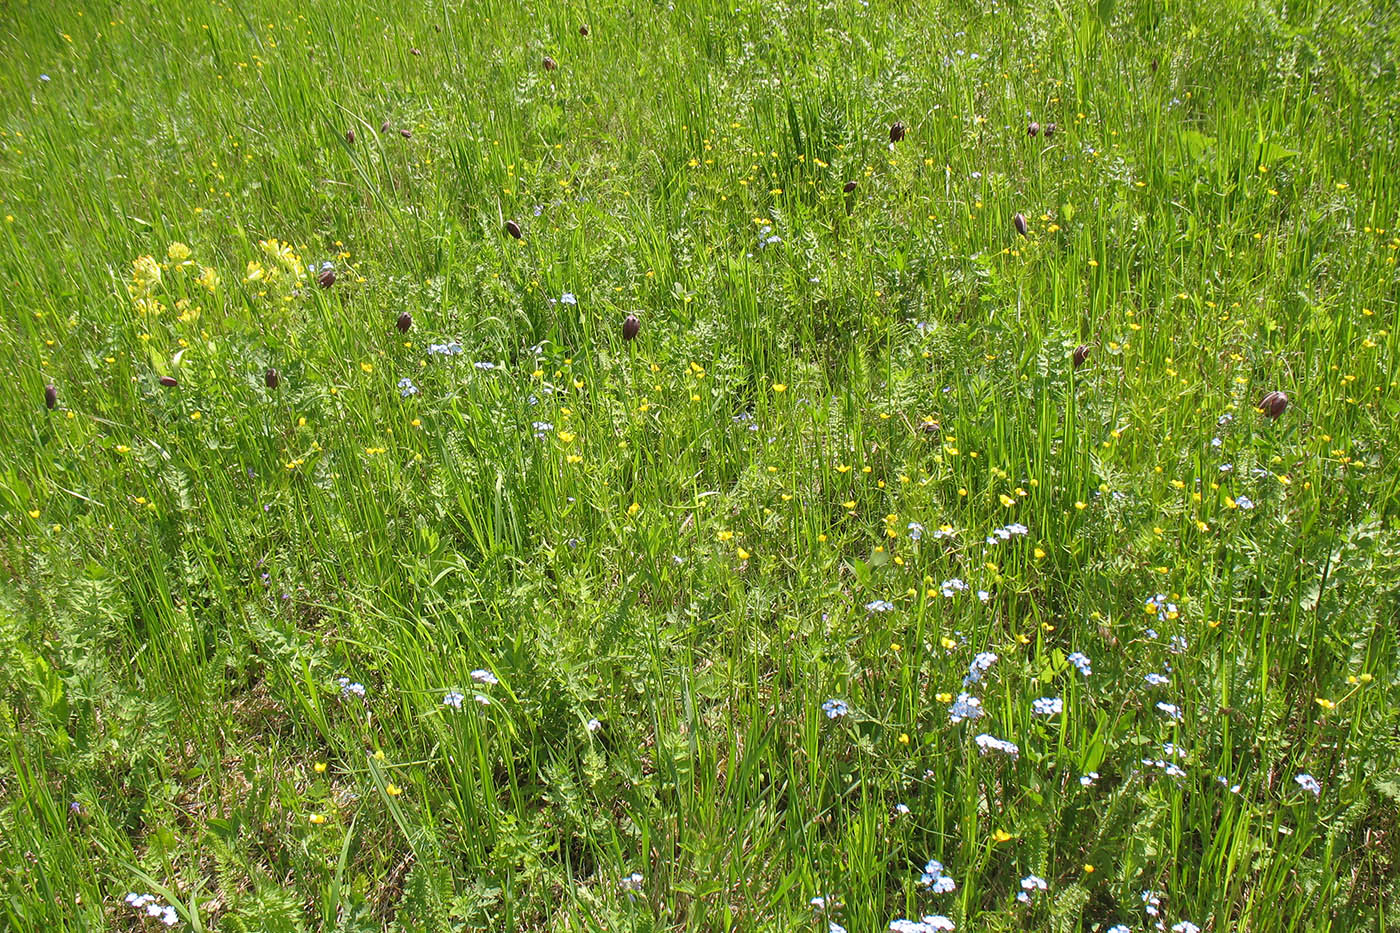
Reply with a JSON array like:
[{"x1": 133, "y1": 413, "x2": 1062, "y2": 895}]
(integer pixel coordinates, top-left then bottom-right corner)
[
  {"x1": 265, "y1": 368, "x2": 280, "y2": 389},
  {"x1": 1028, "y1": 121, "x2": 1040, "y2": 137},
  {"x1": 399, "y1": 128, "x2": 412, "y2": 139},
  {"x1": 1044, "y1": 123, "x2": 1057, "y2": 138},
  {"x1": 380, "y1": 120, "x2": 391, "y2": 134},
  {"x1": 1258, "y1": 390, "x2": 1288, "y2": 418},
  {"x1": 346, "y1": 129, "x2": 356, "y2": 144},
  {"x1": 44, "y1": 384, "x2": 57, "y2": 409},
  {"x1": 622, "y1": 314, "x2": 640, "y2": 341},
  {"x1": 396, "y1": 311, "x2": 413, "y2": 333},
  {"x1": 579, "y1": 24, "x2": 590, "y2": 35},
  {"x1": 543, "y1": 55, "x2": 557, "y2": 71},
  {"x1": 1013, "y1": 213, "x2": 1028, "y2": 236},
  {"x1": 159, "y1": 376, "x2": 179, "y2": 387},
  {"x1": 1073, "y1": 344, "x2": 1091, "y2": 369},
  {"x1": 843, "y1": 180, "x2": 857, "y2": 193},
  {"x1": 505, "y1": 220, "x2": 522, "y2": 239},
  {"x1": 317, "y1": 265, "x2": 336, "y2": 288},
  {"x1": 889, "y1": 121, "x2": 906, "y2": 143}
]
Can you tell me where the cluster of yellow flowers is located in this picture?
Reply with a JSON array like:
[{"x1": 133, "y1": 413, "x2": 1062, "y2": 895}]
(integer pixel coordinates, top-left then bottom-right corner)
[
  {"x1": 127, "y1": 242, "x2": 219, "y2": 318},
  {"x1": 245, "y1": 237, "x2": 306, "y2": 294}
]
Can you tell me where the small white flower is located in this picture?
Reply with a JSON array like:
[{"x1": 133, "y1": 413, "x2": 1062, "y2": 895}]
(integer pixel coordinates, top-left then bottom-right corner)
[{"x1": 470, "y1": 669, "x2": 498, "y2": 686}]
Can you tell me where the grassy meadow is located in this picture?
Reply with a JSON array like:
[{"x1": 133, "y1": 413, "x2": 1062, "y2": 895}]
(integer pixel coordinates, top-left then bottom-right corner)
[{"x1": 3, "y1": 0, "x2": 1400, "y2": 929}]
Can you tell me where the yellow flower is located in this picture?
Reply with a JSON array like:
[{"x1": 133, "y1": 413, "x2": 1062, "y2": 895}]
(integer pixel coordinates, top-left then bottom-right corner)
[
  {"x1": 627, "y1": 502, "x2": 640, "y2": 517},
  {"x1": 1315, "y1": 698, "x2": 1335, "y2": 710},
  {"x1": 993, "y1": 829, "x2": 1012, "y2": 843},
  {"x1": 166, "y1": 242, "x2": 191, "y2": 262},
  {"x1": 385, "y1": 783, "x2": 403, "y2": 797},
  {"x1": 314, "y1": 762, "x2": 327, "y2": 773},
  {"x1": 129, "y1": 255, "x2": 162, "y2": 297},
  {"x1": 1074, "y1": 501, "x2": 1087, "y2": 510},
  {"x1": 309, "y1": 813, "x2": 327, "y2": 824},
  {"x1": 196, "y1": 266, "x2": 220, "y2": 291},
  {"x1": 189, "y1": 411, "x2": 202, "y2": 421},
  {"x1": 1034, "y1": 547, "x2": 1046, "y2": 559},
  {"x1": 936, "y1": 692, "x2": 953, "y2": 703},
  {"x1": 27, "y1": 509, "x2": 39, "y2": 519},
  {"x1": 360, "y1": 362, "x2": 373, "y2": 373},
  {"x1": 736, "y1": 547, "x2": 751, "y2": 560},
  {"x1": 771, "y1": 382, "x2": 786, "y2": 393},
  {"x1": 898, "y1": 733, "x2": 910, "y2": 745},
  {"x1": 717, "y1": 530, "x2": 733, "y2": 541}
]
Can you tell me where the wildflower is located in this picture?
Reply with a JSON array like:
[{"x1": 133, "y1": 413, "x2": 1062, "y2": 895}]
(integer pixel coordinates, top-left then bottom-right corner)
[
  {"x1": 1080, "y1": 771, "x2": 1100, "y2": 786},
  {"x1": 1108, "y1": 927, "x2": 1131, "y2": 933},
  {"x1": 1296, "y1": 773, "x2": 1321, "y2": 797},
  {"x1": 167, "y1": 242, "x2": 191, "y2": 262},
  {"x1": 1172, "y1": 923, "x2": 1201, "y2": 933},
  {"x1": 196, "y1": 266, "x2": 220, "y2": 291},
  {"x1": 907, "y1": 522, "x2": 924, "y2": 540},
  {"x1": 1156, "y1": 701, "x2": 1183, "y2": 721},
  {"x1": 587, "y1": 718, "x2": 602, "y2": 732},
  {"x1": 619, "y1": 872, "x2": 644, "y2": 894},
  {"x1": 338, "y1": 677, "x2": 366, "y2": 699},
  {"x1": 940, "y1": 578, "x2": 969, "y2": 598},
  {"x1": 830, "y1": 924, "x2": 848, "y2": 933},
  {"x1": 427, "y1": 342, "x2": 463, "y2": 356},
  {"x1": 1017, "y1": 874, "x2": 1047, "y2": 902},
  {"x1": 1068, "y1": 651, "x2": 1092, "y2": 676},
  {"x1": 474, "y1": 360, "x2": 496, "y2": 371},
  {"x1": 1145, "y1": 672, "x2": 1170, "y2": 686},
  {"x1": 919, "y1": 860, "x2": 956, "y2": 893},
  {"x1": 963, "y1": 651, "x2": 997, "y2": 685},
  {"x1": 895, "y1": 803, "x2": 911, "y2": 816},
  {"x1": 822, "y1": 698, "x2": 850, "y2": 719},
  {"x1": 974, "y1": 733, "x2": 1019, "y2": 758},
  {"x1": 129, "y1": 255, "x2": 162, "y2": 296},
  {"x1": 532, "y1": 421, "x2": 553, "y2": 439},
  {"x1": 473, "y1": 693, "x2": 491, "y2": 706},
  {"x1": 948, "y1": 692, "x2": 983, "y2": 724},
  {"x1": 1032, "y1": 696, "x2": 1063, "y2": 716},
  {"x1": 560, "y1": 292, "x2": 577, "y2": 305},
  {"x1": 443, "y1": 691, "x2": 465, "y2": 709},
  {"x1": 1235, "y1": 495, "x2": 1255, "y2": 509},
  {"x1": 398, "y1": 377, "x2": 418, "y2": 397},
  {"x1": 866, "y1": 599, "x2": 894, "y2": 613},
  {"x1": 470, "y1": 669, "x2": 499, "y2": 686}
]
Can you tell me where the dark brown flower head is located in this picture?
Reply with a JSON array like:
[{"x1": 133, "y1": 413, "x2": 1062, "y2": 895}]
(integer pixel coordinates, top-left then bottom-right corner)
[
  {"x1": 579, "y1": 24, "x2": 590, "y2": 35},
  {"x1": 919, "y1": 419, "x2": 940, "y2": 436},
  {"x1": 1044, "y1": 123, "x2": 1056, "y2": 138},
  {"x1": 1258, "y1": 390, "x2": 1288, "y2": 419},
  {"x1": 543, "y1": 55, "x2": 557, "y2": 71},
  {"x1": 1073, "y1": 344, "x2": 1091, "y2": 369},
  {"x1": 622, "y1": 314, "x2": 640, "y2": 341},
  {"x1": 265, "y1": 368, "x2": 280, "y2": 389},
  {"x1": 44, "y1": 384, "x2": 57, "y2": 409},
  {"x1": 346, "y1": 129, "x2": 356, "y2": 144},
  {"x1": 843, "y1": 180, "x2": 857, "y2": 193},
  {"x1": 399, "y1": 128, "x2": 412, "y2": 139},
  {"x1": 159, "y1": 376, "x2": 179, "y2": 387},
  {"x1": 1028, "y1": 121, "x2": 1040, "y2": 137},
  {"x1": 317, "y1": 265, "x2": 336, "y2": 288},
  {"x1": 1013, "y1": 213, "x2": 1028, "y2": 236},
  {"x1": 380, "y1": 120, "x2": 391, "y2": 134},
  {"x1": 396, "y1": 311, "x2": 413, "y2": 333},
  {"x1": 889, "y1": 121, "x2": 906, "y2": 143},
  {"x1": 410, "y1": 47, "x2": 421, "y2": 56},
  {"x1": 505, "y1": 220, "x2": 522, "y2": 239}
]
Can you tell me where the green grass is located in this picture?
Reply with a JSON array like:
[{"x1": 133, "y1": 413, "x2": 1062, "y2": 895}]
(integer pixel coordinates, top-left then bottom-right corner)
[{"x1": 2, "y1": 0, "x2": 1399, "y2": 929}]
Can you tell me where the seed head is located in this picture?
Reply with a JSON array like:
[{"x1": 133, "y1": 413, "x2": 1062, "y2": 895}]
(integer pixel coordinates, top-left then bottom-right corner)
[
  {"x1": 1013, "y1": 213, "x2": 1029, "y2": 236},
  {"x1": 396, "y1": 311, "x2": 413, "y2": 333},
  {"x1": 622, "y1": 314, "x2": 640, "y2": 341},
  {"x1": 505, "y1": 220, "x2": 522, "y2": 239},
  {"x1": 44, "y1": 384, "x2": 57, "y2": 409},
  {"x1": 889, "y1": 121, "x2": 906, "y2": 143},
  {"x1": 1258, "y1": 390, "x2": 1288, "y2": 419},
  {"x1": 265, "y1": 368, "x2": 280, "y2": 389}
]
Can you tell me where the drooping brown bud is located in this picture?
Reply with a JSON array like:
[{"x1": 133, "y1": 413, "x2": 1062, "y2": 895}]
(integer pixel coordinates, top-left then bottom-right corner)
[
  {"x1": 1258, "y1": 391, "x2": 1288, "y2": 419},
  {"x1": 159, "y1": 376, "x2": 179, "y2": 387},
  {"x1": 622, "y1": 314, "x2": 640, "y2": 341},
  {"x1": 889, "y1": 121, "x2": 906, "y2": 143},
  {"x1": 410, "y1": 47, "x2": 421, "y2": 56},
  {"x1": 317, "y1": 266, "x2": 336, "y2": 288},
  {"x1": 396, "y1": 311, "x2": 413, "y2": 333},
  {"x1": 1028, "y1": 121, "x2": 1040, "y2": 137},
  {"x1": 843, "y1": 180, "x2": 857, "y2": 193},
  {"x1": 44, "y1": 384, "x2": 57, "y2": 409},
  {"x1": 543, "y1": 55, "x2": 557, "y2": 71},
  {"x1": 265, "y1": 368, "x2": 280, "y2": 389},
  {"x1": 1073, "y1": 344, "x2": 1091, "y2": 369},
  {"x1": 919, "y1": 419, "x2": 940, "y2": 436},
  {"x1": 399, "y1": 128, "x2": 412, "y2": 139},
  {"x1": 1044, "y1": 123, "x2": 1057, "y2": 138},
  {"x1": 346, "y1": 129, "x2": 356, "y2": 144},
  {"x1": 1013, "y1": 213, "x2": 1029, "y2": 236},
  {"x1": 380, "y1": 120, "x2": 391, "y2": 134},
  {"x1": 505, "y1": 220, "x2": 522, "y2": 239},
  {"x1": 579, "y1": 24, "x2": 590, "y2": 35}
]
